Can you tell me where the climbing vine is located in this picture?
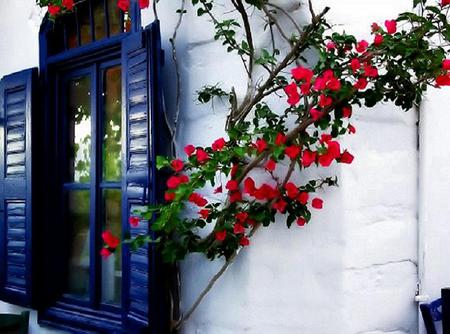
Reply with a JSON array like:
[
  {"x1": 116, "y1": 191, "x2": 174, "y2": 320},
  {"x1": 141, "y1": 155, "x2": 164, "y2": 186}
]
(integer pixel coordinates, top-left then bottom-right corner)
[{"x1": 37, "y1": 0, "x2": 450, "y2": 330}]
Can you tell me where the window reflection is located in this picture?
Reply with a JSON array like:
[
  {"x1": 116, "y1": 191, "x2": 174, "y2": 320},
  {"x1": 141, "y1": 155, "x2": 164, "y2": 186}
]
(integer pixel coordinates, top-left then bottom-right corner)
[
  {"x1": 93, "y1": 0, "x2": 106, "y2": 41},
  {"x1": 77, "y1": 0, "x2": 91, "y2": 46},
  {"x1": 67, "y1": 75, "x2": 91, "y2": 183},
  {"x1": 66, "y1": 190, "x2": 91, "y2": 299},
  {"x1": 103, "y1": 66, "x2": 122, "y2": 181},
  {"x1": 107, "y1": 0, "x2": 122, "y2": 35}
]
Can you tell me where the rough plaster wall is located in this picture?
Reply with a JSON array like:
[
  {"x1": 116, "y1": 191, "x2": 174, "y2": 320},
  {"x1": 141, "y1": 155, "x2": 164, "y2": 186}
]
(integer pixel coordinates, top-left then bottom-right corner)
[{"x1": 0, "y1": 0, "x2": 420, "y2": 333}]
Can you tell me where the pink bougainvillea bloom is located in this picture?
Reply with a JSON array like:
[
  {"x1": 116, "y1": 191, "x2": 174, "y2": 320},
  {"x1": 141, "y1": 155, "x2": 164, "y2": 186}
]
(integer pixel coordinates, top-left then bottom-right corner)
[
  {"x1": 196, "y1": 148, "x2": 209, "y2": 163},
  {"x1": 226, "y1": 180, "x2": 239, "y2": 191},
  {"x1": 215, "y1": 230, "x2": 227, "y2": 241},
  {"x1": 284, "y1": 82, "x2": 300, "y2": 106},
  {"x1": 139, "y1": 0, "x2": 150, "y2": 9},
  {"x1": 265, "y1": 159, "x2": 276, "y2": 172},
  {"x1": 129, "y1": 216, "x2": 140, "y2": 227},
  {"x1": 188, "y1": 193, "x2": 208, "y2": 207},
  {"x1": 179, "y1": 175, "x2": 189, "y2": 183},
  {"x1": 301, "y1": 150, "x2": 317, "y2": 167},
  {"x1": 184, "y1": 144, "x2": 195, "y2": 156},
  {"x1": 62, "y1": 0, "x2": 74, "y2": 10},
  {"x1": 300, "y1": 82, "x2": 311, "y2": 95},
  {"x1": 285, "y1": 145, "x2": 301, "y2": 160},
  {"x1": 373, "y1": 34, "x2": 384, "y2": 46},
  {"x1": 319, "y1": 94, "x2": 333, "y2": 108},
  {"x1": 233, "y1": 223, "x2": 245, "y2": 234},
  {"x1": 275, "y1": 132, "x2": 286, "y2": 146},
  {"x1": 296, "y1": 217, "x2": 306, "y2": 227},
  {"x1": 48, "y1": 4, "x2": 61, "y2": 16},
  {"x1": 117, "y1": 0, "x2": 130, "y2": 12},
  {"x1": 312, "y1": 198, "x2": 323, "y2": 209},
  {"x1": 244, "y1": 177, "x2": 256, "y2": 195},
  {"x1": 364, "y1": 64, "x2": 378, "y2": 78},
  {"x1": 354, "y1": 77, "x2": 368, "y2": 90},
  {"x1": 342, "y1": 106, "x2": 352, "y2": 118},
  {"x1": 198, "y1": 209, "x2": 210, "y2": 219},
  {"x1": 350, "y1": 58, "x2": 361, "y2": 73},
  {"x1": 339, "y1": 151, "x2": 355, "y2": 164},
  {"x1": 236, "y1": 212, "x2": 249, "y2": 223},
  {"x1": 171, "y1": 159, "x2": 184, "y2": 172},
  {"x1": 327, "y1": 141, "x2": 341, "y2": 159},
  {"x1": 443, "y1": 0, "x2": 450, "y2": 6},
  {"x1": 164, "y1": 191, "x2": 175, "y2": 202},
  {"x1": 239, "y1": 237, "x2": 250, "y2": 246},
  {"x1": 167, "y1": 175, "x2": 181, "y2": 189},
  {"x1": 443, "y1": 59, "x2": 450, "y2": 70},
  {"x1": 285, "y1": 182, "x2": 299, "y2": 199},
  {"x1": 326, "y1": 41, "x2": 336, "y2": 50},
  {"x1": 355, "y1": 40, "x2": 369, "y2": 53},
  {"x1": 385, "y1": 20, "x2": 397, "y2": 34},
  {"x1": 214, "y1": 185, "x2": 223, "y2": 194},
  {"x1": 212, "y1": 137, "x2": 226, "y2": 151},
  {"x1": 326, "y1": 77, "x2": 341, "y2": 91},
  {"x1": 371, "y1": 22, "x2": 381, "y2": 32},
  {"x1": 310, "y1": 108, "x2": 322, "y2": 121},
  {"x1": 229, "y1": 191, "x2": 243, "y2": 203},
  {"x1": 291, "y1": 66, "x2": 314, "y2": 82},
  {"x1": 102, "y1": 230, "x2": 120, "y2": 249},
  {"x1": 297, "y1": 192, "x2": 309, "y2": 205},
  {"x1": 253, "y1": 184, "x2": 279, "y2": 201},
  {"x1": 318, "y1": 152, "x2": 334, "y2": 167},
  {"x1": 320, "y1": 134, "x2": 332, "y2": 143},
  {"x1": 313, "y1": 77, "x2": 327, "y2": 91},
  {"x1": 255, "y1": 138, "x2": 268, "y2": 153},
  {"x1": 101, "y1": 248, "x2": 112, "y2": 258},
  {"x1": 272, "y1": 199, "x2": 288, "y2": 213},
  {"x1": 348, "y1": 124, "x2": 356, "y2": 134},
  {"x1": 436, "y1": 75, "x2": 450, "y2": 86}
]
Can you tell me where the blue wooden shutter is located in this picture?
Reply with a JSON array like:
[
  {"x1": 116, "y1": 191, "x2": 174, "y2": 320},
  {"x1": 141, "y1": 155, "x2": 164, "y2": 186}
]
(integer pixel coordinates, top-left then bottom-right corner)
[
  {"x1": 0, "y1": 68, "x2": 37, "y2": 307},
  {"x1": 122, "y1": 21, "x2": 171, "y2": 332}
]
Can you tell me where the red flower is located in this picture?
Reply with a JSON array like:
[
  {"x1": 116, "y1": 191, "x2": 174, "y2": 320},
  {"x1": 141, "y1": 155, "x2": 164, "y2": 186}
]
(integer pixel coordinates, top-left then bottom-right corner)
[
  {"x1": 285, "y1": 145, "x2": 301, "y2": 160},
  {"x1": 297, "y1": 192, "x2": 309, "y2": 205},
  {"x1": 326, "y1": 41, "x2": 336, "y2": 50},
  {"x1": 364, "y1": 64, "x2": 378, "y2": 78},
  {"x1": 230, "y1": 163, "x2": 239, "y2": 177},
  {"x1": 62, "y1": 0, "x2": 74, "y2": 10},
  {"x1": 275, "y1": 132, "x2": 286, "y2": 146},
  {"x1": 300, "y1": 82, "x2": 311, "y2": 95},
  {"x1": 350, "y1": 58, "x2": 361, "y2": 73},
  {"x1": 214, "y1": 186, "x2": 223, "y2": 194},
  {"x1": 255, "y1": 139, "x2": 268, "y2": 153},
  {"x1": 139, "y1": 0, "x2": 150, "y2": 9},
  {"x1": 212, "y1": 137, "x2": 226, "y2": 151},
  {"x1": 355, "y1": 40, "x2": 369, "y2": 53},
  {"x1": 244, "y1": 177, "x2": 256, "y2": 195},
  {"x1": 48, "y1": 4, "x2": 61, "y2": 16},
  {"x1": 285, "y1": 182, "x2": 299, "y2": 199},
  {"x1": 102, "y1": 230, "x2": 120, "y2": 249},
  {"x1": 129, "y1": 216, "x2": 140, "y2": 227},
  {"x1": 327, "y1": 141, "x2": 341, "y2": 159},
  {"x1": 265, "y1": 159, "x2": 276, "y2": 172},
  {"x1": 284, "y1": 82, "x2": 300, "y2": 106},
  {"x1": 319, "y1": 94, "x2": 333, "y2": 108},
  {"x1": 354, "y1": 77, "x2": 368, "y2": 90},
  {"x1": 215, "y1": 230, "x2": 227, "y2": 241},
  {"x1": 272, "y1": 199, "x2": 288, "y2": 213},
  {"x1": 184, "y1": 144, "x2": 195, "y2": 156},
  {"x1": 312, "y1": 198, "x2": 323, "y2": 209},
  {"x1": 436, "y1": 75, "x2": 450, "y2": 86},
  {"x1": 348, "y1": 124, "x2": 356, "y2": 134},
  {"x1": 196, "y1": 148, "x2": 209, "y2": 163},
  {"x1": 313, "y1": 77, "x2": 327, "y2": 91},
  {"x1": 371, "y1": 22, "x2": 381, "y2": 32},
  {"x1": 236, "y1": 212, "x2": 249, "y2": 223},
  {"x1": 164, "y1": 191, "x2": 176, "y2": 201},
  {"x1": 326, "y1": 77, "x2": 341, "y2": 91},
  {"x1": 301, "y1": 150, "x2": 317, "y2": 167},
  {"x1": 443, "y1": 0, "x2": 450, "y2": 6},
  {"x1": 291, "y1": 66, "x2": 314, "y2": 82},
  {"x1": 167, "y1": 175, "x2": 181, "y2": 189},
  {"x1": 189, "y1": 193, "x2": 208, "y2": 207},
  {"x1": 233, "y1": 224, "x2": 245, "y2": 234},
  {"x1": 117, "y1": 0, "x2": 130, "y2": 12},
  {"x1": 171, "y1": 159, "x2": 184, "y2": 172},
  {"x1": 226, "y1": 180, "x2": 239, "y2": 191},
  {"x1": 339, "y1": 151, "x2": 354, "y2": 164},
  {"x1": 179, "y1": 175, "x2": 189, "y2": 183},
  {"x1": 296, "y1": 217, "x2": 306, "y2": 227},
  {"x1": 229, "y1": 191, "x2": 243, "y2": 203},
  {"x1": 342, "y1": 106, "x2": 352, "y2": 118},
  {"x1": 443, "y1": 59, "x2": 450, "y2": 70},
  {"x1": 373, "y1": 34, "x2": 384, "y2": 46},
  {"x1": 198, "y1": 209, "x2": 210, "y2": 219},
  {"x1": 318, "y1": 153, "x2": 334, "y2": 167},
  {"x1": 239, "y1": 237, "x2": 250, "y2": 246},
  {"x1": 320, "y1": 134, "x2": 332, "y2": 144},
  {"x1": 253, "y1": 184, "x2": 278, "y2": 200},
  {"x1": 385, "y1": 20, "x2": 397, "y2": 34},
  {"x1": 101, "y1": 248, "x2": 112, "y2": 258},
  {"x1": 310, "y1": 108, "x2": 322, "y2": 121}
]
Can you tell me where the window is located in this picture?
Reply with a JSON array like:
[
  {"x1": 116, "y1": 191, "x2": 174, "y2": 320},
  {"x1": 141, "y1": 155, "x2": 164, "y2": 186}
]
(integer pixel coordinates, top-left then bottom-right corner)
[{"x1": 0, "y1": 0, "x2": 173, "y2": 332}]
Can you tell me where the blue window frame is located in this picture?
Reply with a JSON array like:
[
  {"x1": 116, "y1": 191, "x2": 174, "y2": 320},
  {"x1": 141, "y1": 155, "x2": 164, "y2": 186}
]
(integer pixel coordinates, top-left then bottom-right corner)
[{"x1": 0, "y1": 0, "x2": 173, "y2": 333}]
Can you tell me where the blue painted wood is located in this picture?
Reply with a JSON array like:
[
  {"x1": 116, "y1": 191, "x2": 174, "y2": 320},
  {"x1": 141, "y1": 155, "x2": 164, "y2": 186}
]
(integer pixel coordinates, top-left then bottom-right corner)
[
  {"x1": 0, "y1": 68, "x2": 37, "y2": 308},
  {"x1": 420, "y1": 298, "x2": 442, "y2": 334}
]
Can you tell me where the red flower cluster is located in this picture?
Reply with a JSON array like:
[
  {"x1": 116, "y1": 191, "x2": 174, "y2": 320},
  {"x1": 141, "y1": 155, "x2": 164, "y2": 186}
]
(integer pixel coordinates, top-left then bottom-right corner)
[
  {"x1": 443, "y1": 0, "x2": 450, "y2": 5},
  {"x1": 129, "y1": 216, "x2": 140, "y2": 227},
  {"x1": 101, "y1": 230, "x2": 120, "y2": 258},
  {"x1": 436, "y1": 59, "x2": 450, "y2": 86},
  {"x1": 189, "y1": 193, "x2": 208, "y2": 207}
]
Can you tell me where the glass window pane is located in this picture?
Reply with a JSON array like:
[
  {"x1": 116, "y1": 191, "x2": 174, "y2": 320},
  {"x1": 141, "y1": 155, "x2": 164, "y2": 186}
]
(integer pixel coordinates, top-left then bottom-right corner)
[
  {"x1": 107, "y1": 0, "x2": 122, "y2": 36},
  {"x1": 101, "y1": 189, "x2": 122, "y2": 305},
  {"x1": 66, "y1": 13, "x2": 78, "y2": 49},
  {"x1": 102, "y1": 66, "x2": 122, "y2": 182},
  {"x1": 67, "y1": 75, "x2": 91, "y2": 183},
  {"x1": 93, "y1": 0, "x2": 106, "y2": 41},
  {"x1": 48, "y1": 18, "x2": 65, "y2": 55},
  {"x1": 77, "y1": 0, "x2": 91, "y2": 45},
  {"x1": 66, "y1": 190, "x2": 91, "y2": 299}
]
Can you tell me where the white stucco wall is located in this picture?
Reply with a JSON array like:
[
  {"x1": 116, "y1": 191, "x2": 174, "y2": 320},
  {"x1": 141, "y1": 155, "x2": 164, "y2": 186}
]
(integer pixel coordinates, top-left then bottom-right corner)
[{"x1": 0, "y1": 0, "x2": 446, "y2": 333}]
